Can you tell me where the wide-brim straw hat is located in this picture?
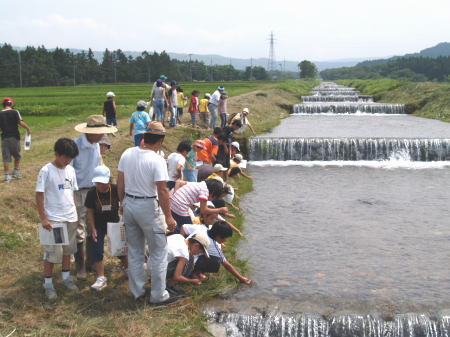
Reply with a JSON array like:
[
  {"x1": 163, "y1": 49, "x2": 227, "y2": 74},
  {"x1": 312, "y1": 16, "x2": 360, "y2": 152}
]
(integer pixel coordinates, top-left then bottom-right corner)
[
  {"x1": 142, "y1": 121, "x2": 166, "y2": 135},
  {"x1": 75, "y1": 115, "x2": 118, "y2": 134}
]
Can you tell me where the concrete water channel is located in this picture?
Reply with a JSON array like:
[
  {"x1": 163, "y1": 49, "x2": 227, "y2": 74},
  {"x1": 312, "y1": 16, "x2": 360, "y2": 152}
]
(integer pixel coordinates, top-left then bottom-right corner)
[{"x1": 207, "y1": 83, "x2": 450, "y2": 337}]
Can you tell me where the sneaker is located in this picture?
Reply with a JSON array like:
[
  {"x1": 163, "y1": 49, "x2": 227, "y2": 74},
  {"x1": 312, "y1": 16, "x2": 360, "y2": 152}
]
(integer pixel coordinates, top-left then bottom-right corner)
[
  {"x1": 91, "y1": 276, "x2": 107, "y2": 291},
  {"x1": 167, "y1": 285, "x2": 189, "y2": 298},
  {"x1": 76, "y1": 270, "x2": 87, "y2": 281},
  {"x1": 150, "y1": 295, "x2": 179, "y2": 307},
  {"x1": 44, "y1": 285, "x2": 57, "y2": 300},
  {"x1": 63, "y1": 277, "x2": 79, "y2": 291},
  {"x1": 12, "y1": 169, "x2": 21, "y2": 179},
  {"x1": 4, "y1": 174, "x2": 12, "y2": 183}
]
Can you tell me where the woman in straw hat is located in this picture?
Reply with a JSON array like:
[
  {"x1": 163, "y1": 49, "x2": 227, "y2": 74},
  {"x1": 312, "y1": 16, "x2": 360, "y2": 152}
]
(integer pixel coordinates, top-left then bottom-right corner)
[{"x1": 72, "y1": 115, "x2": 117, "y2": 280}]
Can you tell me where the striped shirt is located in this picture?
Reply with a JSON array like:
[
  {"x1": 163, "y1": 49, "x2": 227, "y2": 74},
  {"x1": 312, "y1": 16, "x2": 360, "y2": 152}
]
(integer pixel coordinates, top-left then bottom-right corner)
[
  {"x1": 183, "y1": 224, "x2": 226, "y2": 262},
  {"x1": 170, "y1": 181, "x2": 209, "y2": 216}
]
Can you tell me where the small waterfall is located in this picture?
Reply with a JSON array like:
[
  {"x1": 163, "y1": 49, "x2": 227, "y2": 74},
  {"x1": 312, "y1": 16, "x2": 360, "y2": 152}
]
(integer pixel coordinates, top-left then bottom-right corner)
[
  {"x1": 311, "y1": 91, "x2": 360, "y2": 96},
  {"x1": 207, "y1": 311, "x2": 450, "y2": 337},
  {"x1": 302, "y1": 96, "x2": 360, "y2": 102},
  {"x1": 293, "y1": 103, "x2": 406, "y2": 114},
  {"x1": 249, "y1": 137, "x2": 450, "y2": 161}
]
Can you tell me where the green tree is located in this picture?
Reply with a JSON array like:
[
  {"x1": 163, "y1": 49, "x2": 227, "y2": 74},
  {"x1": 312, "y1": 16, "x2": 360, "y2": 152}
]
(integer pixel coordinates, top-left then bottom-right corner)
[{"x1": 298, "y1": 60, "x2": 318, "y2": 79}]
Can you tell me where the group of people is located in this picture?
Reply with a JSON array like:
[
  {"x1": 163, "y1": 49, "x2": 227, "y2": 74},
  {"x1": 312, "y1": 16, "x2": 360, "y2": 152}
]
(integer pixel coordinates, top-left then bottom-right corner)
[
  {"x1": 104, "y1": 74, "x2": 256, "y2": 134},
  {"x1": 0, "y1": 86, "x2": 256, "y2": 306}
]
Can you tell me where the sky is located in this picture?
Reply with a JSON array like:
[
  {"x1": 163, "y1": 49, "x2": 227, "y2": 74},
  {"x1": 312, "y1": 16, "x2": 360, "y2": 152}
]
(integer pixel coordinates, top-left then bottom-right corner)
[{"x1": 2, "y1": 0, "x2": 450, "y2": 62}]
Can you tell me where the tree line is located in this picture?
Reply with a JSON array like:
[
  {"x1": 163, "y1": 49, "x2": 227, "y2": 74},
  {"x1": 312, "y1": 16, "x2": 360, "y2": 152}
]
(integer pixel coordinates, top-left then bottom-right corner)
[
  {"x1": 321, "y1": 56, "x2": 450, "y2": 82},
  {"x1": 0, "y1": 43, "x2": 273, "y2": 88}
]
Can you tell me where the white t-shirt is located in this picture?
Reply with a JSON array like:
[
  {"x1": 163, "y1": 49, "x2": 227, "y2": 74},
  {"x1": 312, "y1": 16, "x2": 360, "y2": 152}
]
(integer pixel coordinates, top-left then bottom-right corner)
[
  {"x1": 169, "y1": 89, "x2": 178, "y2": 106},
  {"x1": 167, "y1": 234, "x2": 189, "y2": 263},
  {"x1": 183, "y1": 224, "x2": 226, "y2": 262},
  {"x1": 35, "y1": 163, "x2": 78, "y2": 222},
  {"x1": 167, "y1": 152, "x2": 186, "y2": 182},
  {"x1": 118, "y1": 147, "x2": 169, "y2": 197},
  {"x1": 209, "y1": 90, "x2": 221, "y2": 105}
]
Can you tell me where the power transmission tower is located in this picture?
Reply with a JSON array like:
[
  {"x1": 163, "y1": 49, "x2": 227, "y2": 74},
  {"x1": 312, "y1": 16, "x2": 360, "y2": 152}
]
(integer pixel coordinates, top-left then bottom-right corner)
[{"x1": 267, "y1": 31, "x2": 276, "y2": 73}]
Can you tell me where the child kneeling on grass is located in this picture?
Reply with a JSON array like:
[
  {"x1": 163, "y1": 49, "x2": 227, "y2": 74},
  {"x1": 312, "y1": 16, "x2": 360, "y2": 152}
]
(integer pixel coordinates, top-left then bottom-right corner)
[
  {"x1": 165, "y1": 231, "x2": 211, "y2": 297},
  {"x1": 85, "y1": 165, "x2": 127, "y2": 291},
  {"x1": 181, "y1": 221, "x2": 252, "y2": 285},
  {"x1": 36, "y1": 138, "x2": 80, "y2": 300}
]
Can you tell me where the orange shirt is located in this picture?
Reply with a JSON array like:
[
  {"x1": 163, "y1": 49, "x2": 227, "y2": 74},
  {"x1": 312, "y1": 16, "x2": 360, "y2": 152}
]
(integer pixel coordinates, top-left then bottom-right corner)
[{"x1": 197, "y1": 136, "x2": 219, "y2": 163}]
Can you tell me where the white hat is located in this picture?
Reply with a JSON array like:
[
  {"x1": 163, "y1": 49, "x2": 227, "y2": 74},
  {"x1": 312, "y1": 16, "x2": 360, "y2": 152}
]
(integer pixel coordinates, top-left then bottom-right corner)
[
  {"x1": 137, "y1": 100, "x2": 147, "y2": 108},
  {"x1": 231, "y1": 141, "x2": 240, "y2": 152},
  {"x1": 213, "y1": 163, "x2": 228, "y2": 172},
  {"x1": 205, "y1": 93, "x2": 211, "y2": 98},
  {"x1": 189, "y1": 231, "x2": 210, "y2": 258},
  {"x1": 106, "y1": 91, "x2": 115, "y2": 97},
  {"x1": 223, "y1": 184, "x2": 234, "y2": 204},
  {"x1": 75, "y1": 115, "x2": 118, "y2": 134},
  {"x1": 92, "y1": 165, "x2": 111, "y2": 184},
  {"x1": 242, "y1": 107, "x2": 249, "y2": 114},
  {"x1": 234, "y1": 154, "x2": 243, "y2": 162}
]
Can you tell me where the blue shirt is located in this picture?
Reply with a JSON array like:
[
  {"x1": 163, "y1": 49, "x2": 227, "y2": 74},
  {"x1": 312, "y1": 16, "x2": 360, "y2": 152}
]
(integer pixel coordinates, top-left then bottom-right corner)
[
  {"x1": 130, "y1": 111, "x2": 150, "y2": 136},
  {"x1": 71, "y1": 134, "x2": 101, "y2": 188}
]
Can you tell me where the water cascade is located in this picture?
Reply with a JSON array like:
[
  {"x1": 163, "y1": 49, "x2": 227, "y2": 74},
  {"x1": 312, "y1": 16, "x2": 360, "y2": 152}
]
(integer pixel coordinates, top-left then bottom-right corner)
[
  {"x1": 302, "y1": 96, "x2": 360, "y2": 102},
  {"x1": 249, "y1": 137, "x2": 450, "y2": 161},
  {"x1": 311, "y1": 90, "x2": 360, "y2": 96},
  {"x1": 293, "y1": 103, "x2": 405, "y2": 114},
  {"x1": 207, "y1": 311, "x2": 450, "y2": 337}
]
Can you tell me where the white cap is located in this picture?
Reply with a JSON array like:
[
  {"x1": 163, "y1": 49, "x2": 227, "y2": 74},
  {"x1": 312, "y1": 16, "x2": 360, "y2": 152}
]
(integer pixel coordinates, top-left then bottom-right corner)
[
  {"x1": 234, "y1": 154, "x2": 243, "y2": 162},
  {"x1": 213, "y1": 163, "x2": 228, "y2": 172},
  {"x1": 205, "y1": 93, "x2": 211, "y2": 98},
  {"x1": 242, "y1": 107, "x2": 249, "y2": 114},
  {"x1": 223, "y1": 184, "x2": 234, "y2": 204},
  {"x1": 231, "y1": 141, "x2": 240, "y2": 152},
  {"x1": 106, "y1": 91, "x2": 115, "y2": 97},
  {"x1": 92, "y1": 165, "x2": 111, "y2": 184},
  {"x1": 137, "y1": 100, "x2": 147, "y2": 108},
  {"x1": 189, "y1": 231, "x2": 211, "y2": 258}
]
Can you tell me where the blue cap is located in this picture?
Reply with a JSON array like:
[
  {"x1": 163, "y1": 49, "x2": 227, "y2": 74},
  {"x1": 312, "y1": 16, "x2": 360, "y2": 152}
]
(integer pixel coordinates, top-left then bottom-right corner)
[
  {"x1": 218, "y1": 86, "x2": 225, "y2": 91},
  {"x1": 159, "y1": 75, "x2": 168, "y2": 79}
]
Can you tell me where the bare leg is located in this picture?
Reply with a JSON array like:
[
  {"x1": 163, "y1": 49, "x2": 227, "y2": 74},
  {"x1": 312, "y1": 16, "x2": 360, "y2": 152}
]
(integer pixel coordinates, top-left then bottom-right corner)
[
  {"x1": 43, "y1": 261, "x2": 54, "y2": 277},
  {"x1": 94, "y1": 260, "x2": 105, "y2": 277}
]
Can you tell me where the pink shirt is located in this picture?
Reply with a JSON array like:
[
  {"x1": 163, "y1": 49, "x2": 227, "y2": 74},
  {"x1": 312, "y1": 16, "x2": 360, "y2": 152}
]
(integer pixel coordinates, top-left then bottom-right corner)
[{"x1": 170, "y1": 181, "x2": 209, "y2": 216}]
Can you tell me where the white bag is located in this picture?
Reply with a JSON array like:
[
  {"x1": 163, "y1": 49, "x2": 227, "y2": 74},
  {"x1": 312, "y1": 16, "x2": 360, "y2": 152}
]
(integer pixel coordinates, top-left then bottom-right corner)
[
  {"x1": 107, "y1": 221, "x2": 127, "y2": 256},
  {"x1": 149, "y1": 106, "x2": 154, "y2": 120}
]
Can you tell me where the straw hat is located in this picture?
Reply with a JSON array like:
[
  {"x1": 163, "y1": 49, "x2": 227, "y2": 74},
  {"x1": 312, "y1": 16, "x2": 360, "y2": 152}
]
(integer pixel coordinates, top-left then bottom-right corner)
[
  {"x1": 75, "y1": 115, "x2": 118, "y2": 134},
  {"x1": 143, "y1": 121, "x2": 166, "y2": 135}
]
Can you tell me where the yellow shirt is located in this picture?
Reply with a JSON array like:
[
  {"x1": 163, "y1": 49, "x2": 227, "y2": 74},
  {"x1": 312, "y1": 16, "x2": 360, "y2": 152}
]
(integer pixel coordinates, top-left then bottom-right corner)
[
  {"x1": 177, "y1": 92, "x2": 187, "y2": 107},
  {"x1": 199, "y1": 98, "x2": 210, "y2": 113}
]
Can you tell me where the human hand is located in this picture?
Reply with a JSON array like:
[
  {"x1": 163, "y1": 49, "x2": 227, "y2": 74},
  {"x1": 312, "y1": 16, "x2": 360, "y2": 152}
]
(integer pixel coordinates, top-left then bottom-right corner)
[
  {"x1": 166, "y1": 216, "x2": 177, "y2": 232},
  {"x1": 240, "y1": 277, "x2": 252, "y2": 285},
  {"x1": 42, "y1": 220, "x2": 52, "y2": 231},
  {"x1": 220, "y1": 207, "x2": 228, "y2": 213},
  {"x1": 191, "y1": 279, "x2": 202, "y2": 286},
  {"x1": 91, "y1": 228, "x2": 98, "y2": 243}
]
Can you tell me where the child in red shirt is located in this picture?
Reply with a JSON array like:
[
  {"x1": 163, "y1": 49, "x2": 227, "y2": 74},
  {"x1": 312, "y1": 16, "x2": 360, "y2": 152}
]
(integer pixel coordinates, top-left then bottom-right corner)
[{"x1": 188, "y1": 90, "x2": 200, "y2": 128}]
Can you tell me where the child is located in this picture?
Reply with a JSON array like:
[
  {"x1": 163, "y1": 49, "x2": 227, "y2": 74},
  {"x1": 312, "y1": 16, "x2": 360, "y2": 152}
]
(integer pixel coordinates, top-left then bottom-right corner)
[
  {"x1": 165, "y1": 231, "x2": 210, "y2": 296},
  {"x1": 199, "y1": 93, "x2": 211, "y2": 129},
  {"x1": 229, "y1": 154, "x2": 253, "y2": 180},
  {"x1": 36, "y1": 138, "x2": 80, "y2": 300},
  {"x1": 150, "y1": 79, "x2": 169, "y2": 125},
  {"x1": 103, "y1": 92, "x2": 117, "y2": 127},
  {"x1": 183, "y1": 140, "x2": 205, "y2": 182},
  {"x1": 85, "y1": 165, "x2": 126, "y2": 291},
  {"x1": 170, "y1": 179, "x2": 228, "y2": 233},
  {"x1": 182, "y1": 221, "x2": 252, "y2": 284},
  {"x1": 168, "y1": 81, "x2": 178, "y2": 127},
  {"x1": 129, "y1": 100, "x2": 151, "y2": 146},
  {"x1": 167, "y1": 140, "x2": 191, "y2": 190},
  {"x1": 188, "y1": 90, "x2": 200, "y2": 128},
  {"x1": 176, "y1": 87, "x2": 187, "y2": 124},
  {"x1": 218, "y1": 92, "x2": 228, "y2": 129}
]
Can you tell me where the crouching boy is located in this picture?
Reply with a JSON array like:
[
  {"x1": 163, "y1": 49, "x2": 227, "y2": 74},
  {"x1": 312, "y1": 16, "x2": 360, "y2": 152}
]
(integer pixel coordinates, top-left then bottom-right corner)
[
  {"x1": 165, "y1": 231, "x2": 210, "y2": 297},
  {"x1": 36, "y1": 138, "x2": 80, "y2": 300},
  {"x1": 181, "y1": 221, "x2": 252, "y2": 285}
]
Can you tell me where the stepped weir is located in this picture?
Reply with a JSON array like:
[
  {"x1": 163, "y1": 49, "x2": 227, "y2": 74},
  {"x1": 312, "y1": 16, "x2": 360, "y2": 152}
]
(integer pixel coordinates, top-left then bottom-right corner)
[{"x1": 207, "y1": 82, "x2": 450, "y2": 337}]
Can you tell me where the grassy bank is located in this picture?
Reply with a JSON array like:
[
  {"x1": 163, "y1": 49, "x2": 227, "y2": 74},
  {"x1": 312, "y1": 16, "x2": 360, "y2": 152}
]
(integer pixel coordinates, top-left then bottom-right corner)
[
  {"x1": 0, "y1": 80, "x2": 316, "y2": 336},
  {"x1": 338, "y1": 79, "x2": 450, "y2": 122}
]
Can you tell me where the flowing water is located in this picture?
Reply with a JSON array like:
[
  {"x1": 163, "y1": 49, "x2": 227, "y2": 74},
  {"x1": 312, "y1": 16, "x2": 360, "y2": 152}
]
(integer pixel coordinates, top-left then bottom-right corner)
[{"x1": 206, "y1": 83, "x2": 450, "y2": 337}]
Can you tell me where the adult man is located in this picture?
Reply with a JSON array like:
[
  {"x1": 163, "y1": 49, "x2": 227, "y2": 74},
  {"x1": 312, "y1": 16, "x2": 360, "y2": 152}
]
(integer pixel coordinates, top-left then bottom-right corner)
[
  {"x1": 72, "y1": 115, "x2": 117, "y2": 279},
  {"x1": 221, "y1": 120, "x2": 242, "y2": 180},
  {"x1": 117, "y1": 121, "x2": 178, "y2": 306},
  {"x1": 197, "y1": 127, "x2": 222, "y2": 165},
  {"x1": 208, "y1": 86, "x2": 224, "y2": 129},
  {"x1": 168, "y1": 81, "x2": 178, "y2": 127},
  {"x1": 151, "y1": 75, "x2": 171, "y2": 96},
  {"x1": 0, "y1": 97, "x2": 31, "y2": 182}
]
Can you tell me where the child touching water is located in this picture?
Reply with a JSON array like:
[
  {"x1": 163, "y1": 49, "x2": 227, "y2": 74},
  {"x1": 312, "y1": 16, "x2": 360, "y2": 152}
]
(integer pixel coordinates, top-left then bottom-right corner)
[
  {"x1": 188, "y1": 90, "x2": 200, "y2": 128},
  {"x1": 85, "y1": 165, "x2": 126, "y2": 291}
]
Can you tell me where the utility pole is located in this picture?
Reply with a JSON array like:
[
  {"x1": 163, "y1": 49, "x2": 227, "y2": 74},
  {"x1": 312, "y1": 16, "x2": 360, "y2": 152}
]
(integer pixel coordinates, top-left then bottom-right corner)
[
  {"x1": 250, "y1": 57, "x2": 253, "y2": 80},
  {"x1": 209, "y1": 57, "x2": 213, "y2": 82},
  {"x1": 72, "y1": 54, "x2": 76, "y2": 87},
  {"x1": 229, "y1": 58, "x2": 232, "y2": 81},
  {"x1": 18, "y1": 51, "x2": 23, "y2": 88}
]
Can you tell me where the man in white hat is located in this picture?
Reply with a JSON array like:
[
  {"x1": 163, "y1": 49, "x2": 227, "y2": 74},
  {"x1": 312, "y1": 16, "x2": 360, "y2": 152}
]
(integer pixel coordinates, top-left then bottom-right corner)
[
  {"x1": 72, "y1": 115, "x2": 117, "y2": 280},
  {"x1": 117, "y1": 121, "x2": 178, "y2": 306}
]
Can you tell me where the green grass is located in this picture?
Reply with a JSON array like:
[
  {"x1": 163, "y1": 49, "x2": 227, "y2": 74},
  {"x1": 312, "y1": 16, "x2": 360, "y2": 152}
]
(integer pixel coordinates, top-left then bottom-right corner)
[{"x1": 337, "y1": 79, "x2": 450, "y2": 122}]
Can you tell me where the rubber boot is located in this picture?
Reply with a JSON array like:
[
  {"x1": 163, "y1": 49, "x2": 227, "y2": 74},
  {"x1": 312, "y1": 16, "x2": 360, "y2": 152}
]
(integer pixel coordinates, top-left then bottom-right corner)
[{"x1": 75, "y1": 242, "x2": 87, "y2": 280}]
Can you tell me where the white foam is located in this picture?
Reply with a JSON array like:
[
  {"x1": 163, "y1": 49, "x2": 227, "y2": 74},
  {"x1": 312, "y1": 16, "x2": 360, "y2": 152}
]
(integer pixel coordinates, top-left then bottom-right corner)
[
  {"x1": 249, "y1": 160, "x2": 450, "y2": 170},
  {"x1": 292, "y1": 112, "x2": 406, "y2": 116}
]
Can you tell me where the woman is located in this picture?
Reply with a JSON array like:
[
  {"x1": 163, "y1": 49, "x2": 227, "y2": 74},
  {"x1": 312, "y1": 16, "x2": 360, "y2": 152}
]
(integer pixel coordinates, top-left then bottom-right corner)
[{"x1": 150, "y1": 79, "x2": 169, "y2": 125}]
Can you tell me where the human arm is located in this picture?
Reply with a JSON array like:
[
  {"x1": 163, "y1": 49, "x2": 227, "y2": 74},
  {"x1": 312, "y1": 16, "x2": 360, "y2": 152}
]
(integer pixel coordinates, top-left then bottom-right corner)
[
  {"x1": 240, "y1": 170, "x2": 253, "y2": 180},
  {"x1": 86, "y1": 208, "x2": 97, "y2": 242},
  {"x1": 156, "y1": 181, "x2": 177, "y2": 232},
  {"x1": 117, "y1": 171, "x2": 125, "y2": 215},
  {"x1": 19, "y1": 120, "x2": 31, "y2": 134},
  {"x1": 150, "y1": 91, "x2": 155, "y2": 106},
  {"x1": 113, "y1": 101, "x2": 117, "y2": 113},
  {"x1": 222, "y1": 260, "x2": 252, "y2": 284},
  {"x1": 199, "y1": 199, "x2": 227, "y2": 215},
  {"x1": 174, "y1": 164, "x2": 183, "y2": 179},
  {"x1": 129, "y1": 123, "x2": 134, "y2": 137},
  {"x1": 173, "y1": 257, "x2": 202, "y2": 285},
  {"x1": 174, "y1": 180, "x2": 188, "y2": 192},
  {"x1": 162, "y1": 89, "x2": 169, "y2": 107},
  {"x1": 36, "y1": 192, "x2": 51, "y2": 230},
  {"x1": 225, "y1": 220, "x2": 243, "y2": 237}
]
